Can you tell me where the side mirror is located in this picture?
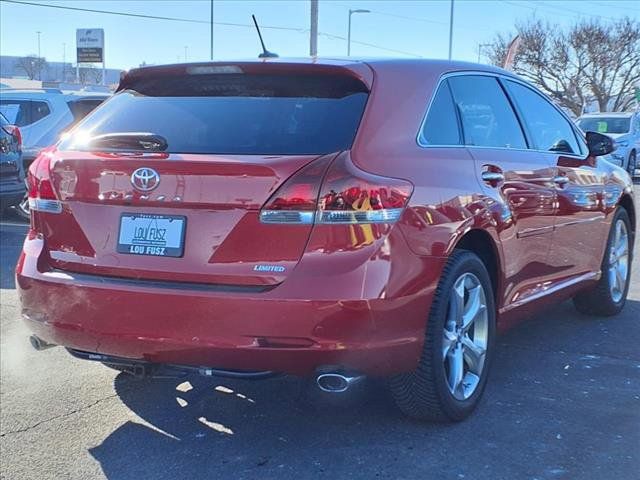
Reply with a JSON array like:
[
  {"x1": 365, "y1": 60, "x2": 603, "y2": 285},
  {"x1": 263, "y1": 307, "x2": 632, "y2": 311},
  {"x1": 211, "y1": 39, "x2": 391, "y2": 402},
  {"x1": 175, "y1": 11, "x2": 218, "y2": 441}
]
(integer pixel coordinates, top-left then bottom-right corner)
[{"x1": 586, "y1": 131, "x2": 615, "y2": 157}]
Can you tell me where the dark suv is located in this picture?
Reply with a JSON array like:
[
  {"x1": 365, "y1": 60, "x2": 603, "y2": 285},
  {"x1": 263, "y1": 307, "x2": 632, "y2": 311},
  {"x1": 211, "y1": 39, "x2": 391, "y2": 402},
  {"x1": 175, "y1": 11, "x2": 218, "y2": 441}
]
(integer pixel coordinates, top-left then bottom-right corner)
[{"x1": 0, "y1": 112, "x2": 23, "y2": 213}]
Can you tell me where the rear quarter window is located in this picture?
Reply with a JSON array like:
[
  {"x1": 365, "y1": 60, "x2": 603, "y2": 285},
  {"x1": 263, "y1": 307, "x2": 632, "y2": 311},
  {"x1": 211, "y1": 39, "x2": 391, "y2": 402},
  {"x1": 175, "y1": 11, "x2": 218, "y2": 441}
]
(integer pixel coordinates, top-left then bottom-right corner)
[
  {"x1": 61, "y1": 74, "x2": 369, "y2": 155},
  {"x1": 419, "y1": 80, "x2": 461, "y2": 146}
]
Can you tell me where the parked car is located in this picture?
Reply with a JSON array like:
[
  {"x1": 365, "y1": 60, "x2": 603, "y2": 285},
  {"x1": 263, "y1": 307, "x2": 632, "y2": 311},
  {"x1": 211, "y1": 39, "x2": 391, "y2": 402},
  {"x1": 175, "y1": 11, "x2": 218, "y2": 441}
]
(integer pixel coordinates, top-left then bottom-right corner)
[
  {"x1": 576, "y1": 112, "x2": 640, "y2": 177},
  {"x1": 0, "y1": 112, "x2": 24, "y2": 212},
  {"x1": 18, "y1": 60, "x2": 635, "y2": 422},
  {"x1": 0, "y1": 89, "x2": 109, "y2": 218}
]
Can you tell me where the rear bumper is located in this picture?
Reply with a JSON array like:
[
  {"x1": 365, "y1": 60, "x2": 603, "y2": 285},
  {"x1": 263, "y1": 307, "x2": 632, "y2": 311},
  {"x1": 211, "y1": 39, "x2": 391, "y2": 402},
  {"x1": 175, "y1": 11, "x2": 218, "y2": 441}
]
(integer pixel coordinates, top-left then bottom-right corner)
[{"x1": 17, "y1": 234, "x2": 445, "y2": 376}]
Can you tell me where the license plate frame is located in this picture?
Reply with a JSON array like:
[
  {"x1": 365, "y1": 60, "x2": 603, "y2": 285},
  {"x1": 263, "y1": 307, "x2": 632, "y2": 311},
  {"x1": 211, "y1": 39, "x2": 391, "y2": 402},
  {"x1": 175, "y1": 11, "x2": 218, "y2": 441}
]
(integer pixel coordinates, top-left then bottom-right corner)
[{"x1": 117, "y1": 213, "x2": 186, "y2": 258}]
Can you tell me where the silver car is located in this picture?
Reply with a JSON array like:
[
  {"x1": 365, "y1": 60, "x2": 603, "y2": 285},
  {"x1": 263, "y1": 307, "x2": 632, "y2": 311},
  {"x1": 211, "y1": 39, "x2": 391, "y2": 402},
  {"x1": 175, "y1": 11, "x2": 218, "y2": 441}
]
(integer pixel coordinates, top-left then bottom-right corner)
[
  {"x1": 0, "y1": 89, "x2": 109, "y2": 217},
  {"x1": 576, "y1": 112, "x2": 639, "y2": 177}
]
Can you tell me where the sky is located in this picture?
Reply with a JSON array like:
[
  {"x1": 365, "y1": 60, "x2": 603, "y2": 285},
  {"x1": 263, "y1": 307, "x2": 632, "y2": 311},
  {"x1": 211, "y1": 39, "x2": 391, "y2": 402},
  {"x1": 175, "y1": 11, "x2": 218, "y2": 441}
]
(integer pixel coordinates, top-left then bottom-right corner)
[{"x1": 0, "y1": 0, "x2": 639, "y2": 71}]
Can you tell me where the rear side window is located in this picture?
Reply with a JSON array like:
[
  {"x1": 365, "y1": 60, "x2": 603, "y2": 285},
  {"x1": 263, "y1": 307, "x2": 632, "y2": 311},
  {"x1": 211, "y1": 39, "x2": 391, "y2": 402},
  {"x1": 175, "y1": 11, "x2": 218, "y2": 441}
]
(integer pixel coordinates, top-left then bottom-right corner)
[
  {"x1": 448, "y1": 75, "x2": 526, "y2": 149},
  {"x1": 506, "y1": 81, "x2": 580, "y2": 154},
  {"x1": 0, "y1": 99, "x2": 50, "y2": 127},
  {"x1": 419, "y1": 80, "x2": 461, "y2": 146},
  {"x1": 67, "y1": 99, "x2": 105, "y2": 123},
  {"x1": 61, "y1": 74, "x2": 368, "y2": 155}
]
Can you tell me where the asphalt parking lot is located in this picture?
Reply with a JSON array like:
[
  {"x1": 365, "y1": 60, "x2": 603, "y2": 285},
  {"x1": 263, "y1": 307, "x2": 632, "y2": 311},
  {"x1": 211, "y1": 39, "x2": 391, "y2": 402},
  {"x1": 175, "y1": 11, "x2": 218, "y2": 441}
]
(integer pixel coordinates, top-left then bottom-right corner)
[{"x1": 1, "y1": 191, "x2": 639, "y2": 480}]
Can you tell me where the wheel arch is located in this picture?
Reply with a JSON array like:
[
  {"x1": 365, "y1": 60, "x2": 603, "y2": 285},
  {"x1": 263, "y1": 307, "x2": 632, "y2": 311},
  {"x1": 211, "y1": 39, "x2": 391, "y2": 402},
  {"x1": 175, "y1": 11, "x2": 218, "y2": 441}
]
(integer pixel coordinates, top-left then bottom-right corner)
[
  {"x1": 453, "y1": 229, "x2": 502, "y2": 304},
  {"x1": 618, "y1": 192, "x2": 636, "y2": 239}
]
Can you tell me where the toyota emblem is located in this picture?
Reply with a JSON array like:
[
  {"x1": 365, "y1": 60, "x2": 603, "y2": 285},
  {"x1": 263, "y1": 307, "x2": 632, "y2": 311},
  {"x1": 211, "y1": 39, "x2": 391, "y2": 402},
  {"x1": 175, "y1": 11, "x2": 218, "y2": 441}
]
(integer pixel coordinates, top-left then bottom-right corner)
[{"x1": 131, "y1": 167, "x2": 160, "y2": 192}]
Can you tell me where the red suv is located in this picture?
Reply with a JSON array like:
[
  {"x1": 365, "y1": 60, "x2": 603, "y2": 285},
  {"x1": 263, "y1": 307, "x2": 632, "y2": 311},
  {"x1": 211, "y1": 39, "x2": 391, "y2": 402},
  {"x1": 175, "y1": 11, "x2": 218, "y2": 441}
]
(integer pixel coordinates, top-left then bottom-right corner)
[{"x1": 17, "y1": 59, "x2": 635, "y2": 421}]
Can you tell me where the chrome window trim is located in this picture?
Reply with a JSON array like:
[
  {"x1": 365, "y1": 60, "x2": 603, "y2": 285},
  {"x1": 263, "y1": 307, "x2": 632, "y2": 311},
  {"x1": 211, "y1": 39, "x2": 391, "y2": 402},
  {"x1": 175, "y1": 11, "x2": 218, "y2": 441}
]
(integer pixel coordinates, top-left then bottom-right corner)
[{"x1": 416, "y1": 70, "x2": 588, "y2": 159}]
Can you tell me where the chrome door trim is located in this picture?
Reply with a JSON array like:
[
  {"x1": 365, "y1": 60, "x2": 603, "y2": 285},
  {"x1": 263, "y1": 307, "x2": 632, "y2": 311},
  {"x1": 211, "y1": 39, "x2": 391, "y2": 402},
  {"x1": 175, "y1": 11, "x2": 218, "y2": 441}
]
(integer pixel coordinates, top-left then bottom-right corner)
[{"x1": 501, "y1": 271, "x2": 600, "y2": 313}]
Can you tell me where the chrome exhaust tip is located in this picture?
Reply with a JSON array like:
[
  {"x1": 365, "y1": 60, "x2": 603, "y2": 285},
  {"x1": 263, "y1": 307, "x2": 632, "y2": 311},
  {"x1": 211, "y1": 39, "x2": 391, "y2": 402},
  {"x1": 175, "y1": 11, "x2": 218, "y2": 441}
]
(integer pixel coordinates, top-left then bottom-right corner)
[
  {"x1": 316, "y1": 372, "x2": 364, "y2": 393},
  {"x1": 29, "y1": 335, "x2": 55, "y2": 351}
]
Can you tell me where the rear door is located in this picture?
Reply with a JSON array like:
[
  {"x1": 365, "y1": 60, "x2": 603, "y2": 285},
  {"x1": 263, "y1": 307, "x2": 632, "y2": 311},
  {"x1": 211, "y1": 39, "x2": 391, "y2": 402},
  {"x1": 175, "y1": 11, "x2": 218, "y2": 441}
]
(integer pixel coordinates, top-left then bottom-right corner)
[
  {"x1": 447, "y1": 74, "x2": 558, "y2": 307},
  {"x1": 41, "y1": 70, "x2": 369, "y2": 287}
]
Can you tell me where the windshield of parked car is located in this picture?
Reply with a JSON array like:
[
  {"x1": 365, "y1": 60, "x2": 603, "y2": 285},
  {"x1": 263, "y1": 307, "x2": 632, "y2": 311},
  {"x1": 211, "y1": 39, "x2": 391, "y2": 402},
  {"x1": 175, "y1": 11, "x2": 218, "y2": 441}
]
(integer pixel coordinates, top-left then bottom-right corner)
[
  {"x1": 577, "y1": 116, "x2": 631, "y2": 134},
  {"x1": 59, "y1": 74, "x2": 369, "y2": 155}
]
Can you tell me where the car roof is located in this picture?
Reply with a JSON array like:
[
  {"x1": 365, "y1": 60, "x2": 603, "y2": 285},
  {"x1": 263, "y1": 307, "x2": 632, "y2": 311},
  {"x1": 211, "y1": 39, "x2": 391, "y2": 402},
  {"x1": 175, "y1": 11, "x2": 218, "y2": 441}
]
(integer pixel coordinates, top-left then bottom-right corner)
[
  {"x1": 0, "y1": 89, "x2": 110, "y2": 101},
  {"x1": 579, "y1": 112, "x2": 635, "y2": 118}
]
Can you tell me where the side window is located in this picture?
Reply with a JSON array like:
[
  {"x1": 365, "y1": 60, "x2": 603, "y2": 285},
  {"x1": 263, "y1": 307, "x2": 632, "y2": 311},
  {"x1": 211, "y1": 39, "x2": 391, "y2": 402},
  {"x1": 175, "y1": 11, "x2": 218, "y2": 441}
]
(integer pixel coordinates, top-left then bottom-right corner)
[
  {"x1": 0, "y1": 100, "x2": 30, "y2": 126},
  {"x1": 505, "y1": 80, "x2": 579, "y2": 154},
  {"x1": 448, "y1": 75, "x2": 527, "y2": 149},
  {"x1": 30, "y1": 101, "x2": 51, "y2": 123},
  {"x1": 419, "y1": 80, "x2": 461, "y2": 146}
]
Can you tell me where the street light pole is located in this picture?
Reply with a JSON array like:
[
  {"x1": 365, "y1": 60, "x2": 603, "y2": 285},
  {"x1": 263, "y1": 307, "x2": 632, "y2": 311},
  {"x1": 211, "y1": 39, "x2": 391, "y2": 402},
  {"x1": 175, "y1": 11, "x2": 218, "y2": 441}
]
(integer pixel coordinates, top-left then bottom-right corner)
[
  {"x1": 448, "y1": 0, "x2": 454, "y2": 60},
  {"x1": 347, "y1": 9, "x2": 370, "y2": 57},
  {"x1": 477, "y1": 43, "x2": 491, "y2": 63},
  {"x1": 36, "y1": 31, "x2": 42, "y2": 80},
  {"x1": 210, "y1": 0, "x2": 214, "y2": 60}
]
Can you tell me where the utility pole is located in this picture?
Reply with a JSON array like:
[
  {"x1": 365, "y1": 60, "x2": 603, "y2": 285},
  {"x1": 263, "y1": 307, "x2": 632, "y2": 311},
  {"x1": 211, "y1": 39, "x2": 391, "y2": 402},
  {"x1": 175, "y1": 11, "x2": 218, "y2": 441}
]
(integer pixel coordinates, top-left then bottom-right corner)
[
  {"x1": 184, "y1": 45, "x2": 188, "y2": 62},
  {"x1": 310, "y1": 0, "x2": 318, "y2": 57},
  {"x1": 62, "y1": 42, "x2": 66, "y2": 82},
  {"x1": 348, "y1": 9, "x2": 370, "y2": 56},
  {"x1": 448, "y1": 0, "x2": 454, "y2": 60},
  {"x1": 210, "y1": 0, "x2": 214, "y2": 60}
]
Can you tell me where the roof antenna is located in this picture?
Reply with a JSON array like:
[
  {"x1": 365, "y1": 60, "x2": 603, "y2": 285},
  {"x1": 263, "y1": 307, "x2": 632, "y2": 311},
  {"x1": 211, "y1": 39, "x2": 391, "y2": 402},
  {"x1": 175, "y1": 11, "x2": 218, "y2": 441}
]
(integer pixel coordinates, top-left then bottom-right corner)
[{"x1": 252, "y1": 15, "x2": 279, "y2": 58}]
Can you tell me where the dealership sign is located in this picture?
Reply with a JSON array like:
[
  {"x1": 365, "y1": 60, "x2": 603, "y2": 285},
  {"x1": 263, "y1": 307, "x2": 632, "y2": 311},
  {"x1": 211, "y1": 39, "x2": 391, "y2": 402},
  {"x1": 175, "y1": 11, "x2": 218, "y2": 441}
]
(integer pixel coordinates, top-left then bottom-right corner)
[{"x1": 76, "y1": 29, "x2": 104, "y2": 63}]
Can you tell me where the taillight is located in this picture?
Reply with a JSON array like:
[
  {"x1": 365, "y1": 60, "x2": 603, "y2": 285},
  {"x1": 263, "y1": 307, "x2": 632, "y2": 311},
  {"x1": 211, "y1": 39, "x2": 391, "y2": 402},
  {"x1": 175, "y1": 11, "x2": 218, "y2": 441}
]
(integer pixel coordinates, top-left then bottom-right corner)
[
  {"x1": 260, "y1": 154, "x2": 413, "y2": 225},
  {"x1": 259, "y1": 156, "x2": 333, "y2": 224},
  {"x1": 27, "y1": 148, "x2": 62, "y2": 214},
  {"x1": 4, "y1": 124, "x2": 22, "y2": 149}
]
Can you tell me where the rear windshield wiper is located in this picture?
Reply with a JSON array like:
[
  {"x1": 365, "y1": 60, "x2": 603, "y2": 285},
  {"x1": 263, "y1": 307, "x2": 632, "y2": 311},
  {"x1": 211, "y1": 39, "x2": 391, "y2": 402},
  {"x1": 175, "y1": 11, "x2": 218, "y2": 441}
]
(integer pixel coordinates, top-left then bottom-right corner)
[{"x1": 85, "y1": 132, "x2": 168, "y2": 152}]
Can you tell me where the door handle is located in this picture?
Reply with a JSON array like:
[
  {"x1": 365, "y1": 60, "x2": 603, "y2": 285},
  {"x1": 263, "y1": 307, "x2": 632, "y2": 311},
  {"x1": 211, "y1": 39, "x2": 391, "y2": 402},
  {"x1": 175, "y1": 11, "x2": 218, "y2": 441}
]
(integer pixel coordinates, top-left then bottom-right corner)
[
  {"x1": 481, "y1": 171, "x2": 505, "y2": 183},
  {"x1": 553, "y1": 175, "x2": 569, "y2": 186}
]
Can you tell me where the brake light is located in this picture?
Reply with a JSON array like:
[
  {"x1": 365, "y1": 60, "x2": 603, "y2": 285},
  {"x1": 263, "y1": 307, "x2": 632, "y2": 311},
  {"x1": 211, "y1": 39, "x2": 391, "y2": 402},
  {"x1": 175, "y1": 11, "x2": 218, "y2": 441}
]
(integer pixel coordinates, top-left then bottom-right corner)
[
  {"x1": 27, "y1": 148, "x2": 62, "y2": 214},
  {"x1": 4, "y1": 124, "x2": 21, "y2": 149},
  {"x1": 317, "y1": 155, "x2": 413, "y2": 224},
  {"x1": 260, "y1": 154, "x2": 413, "y2": 225},
  {"x1": 259, "y1": 156, "x2": 333, "y2": 224}
]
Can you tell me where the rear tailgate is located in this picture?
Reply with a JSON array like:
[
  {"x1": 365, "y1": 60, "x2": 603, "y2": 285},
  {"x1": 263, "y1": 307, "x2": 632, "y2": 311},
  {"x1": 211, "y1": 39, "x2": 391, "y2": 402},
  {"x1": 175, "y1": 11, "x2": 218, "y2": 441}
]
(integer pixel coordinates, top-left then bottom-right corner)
[
  {"x1": 34, "y1": 63, "x2": 370, "y2": 287},
  {"x1": 43, "y1": 152, "x2": 328, "y2": 286}
]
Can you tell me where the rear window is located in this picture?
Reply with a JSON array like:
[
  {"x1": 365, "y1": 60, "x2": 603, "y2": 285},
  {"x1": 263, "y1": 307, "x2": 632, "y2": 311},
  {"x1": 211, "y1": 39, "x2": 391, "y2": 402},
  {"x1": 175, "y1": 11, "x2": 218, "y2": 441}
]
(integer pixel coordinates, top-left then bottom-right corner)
[
  {"x1": 577, "y1": 117, "x2": 631, "y2": 135},
  {"x1": 60, "y1": 74, "x2": 369, "y2": 155},
  {"x1": 67, "y1": 99, "x2": 106, "y2": 123}
]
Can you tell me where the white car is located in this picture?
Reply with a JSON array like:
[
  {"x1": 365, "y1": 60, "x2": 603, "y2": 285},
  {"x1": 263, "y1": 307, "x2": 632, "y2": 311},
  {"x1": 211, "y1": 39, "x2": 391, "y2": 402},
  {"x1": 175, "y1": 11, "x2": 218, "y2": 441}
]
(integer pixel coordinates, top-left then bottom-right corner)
[
  {"x1": 0, "y1": 89, "x2": 109, "y2": 217},
  {"x1": 576, "y1": 112, "x2": 639, "y2": 177}
]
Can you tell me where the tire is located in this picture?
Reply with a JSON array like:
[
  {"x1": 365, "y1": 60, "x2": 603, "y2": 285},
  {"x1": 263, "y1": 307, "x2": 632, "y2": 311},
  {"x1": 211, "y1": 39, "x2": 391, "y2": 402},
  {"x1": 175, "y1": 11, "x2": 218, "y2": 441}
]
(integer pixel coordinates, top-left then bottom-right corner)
[
  {"x1": 573, "y1": 207, "x2": 632, "y2": 316},
  {"x1": 628, "y1": 151, "x2": 637, "y2": 178},
  {"x1": 390, "y1": 250, "x2": 496, "y2": 422}
]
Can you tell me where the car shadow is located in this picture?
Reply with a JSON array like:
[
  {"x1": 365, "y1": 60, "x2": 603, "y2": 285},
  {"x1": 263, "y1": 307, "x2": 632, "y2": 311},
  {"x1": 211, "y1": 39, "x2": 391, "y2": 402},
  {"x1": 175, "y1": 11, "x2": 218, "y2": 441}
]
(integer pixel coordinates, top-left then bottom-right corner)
[{"x1": 88, "y1": 299, "x2": 640, "y2": 480}]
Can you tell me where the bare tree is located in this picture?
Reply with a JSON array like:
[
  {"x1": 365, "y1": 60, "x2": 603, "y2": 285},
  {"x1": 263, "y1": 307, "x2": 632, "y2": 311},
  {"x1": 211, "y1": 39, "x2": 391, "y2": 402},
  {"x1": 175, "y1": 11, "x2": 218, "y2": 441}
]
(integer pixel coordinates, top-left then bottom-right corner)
[
  {"x1": 14, "y1": 55, "x2": 48, "y2": 81},
  {"x1": 488, "y1": 17, "x2": 640, "y2": 116},
  {"x1": 78, "y1": 65, "x2": 102, "y2": 85}
]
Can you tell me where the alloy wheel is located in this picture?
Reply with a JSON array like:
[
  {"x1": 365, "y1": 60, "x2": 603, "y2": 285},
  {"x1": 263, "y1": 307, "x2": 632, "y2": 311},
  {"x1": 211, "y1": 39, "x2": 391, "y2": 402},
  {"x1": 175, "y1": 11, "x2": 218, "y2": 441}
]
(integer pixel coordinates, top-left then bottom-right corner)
[
  {"x1": 442, "y1": 273, "x2": 489, "y2": 401},
  {"x1": 608, "y1": 219, "x2": 629, "y2": 303}
]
